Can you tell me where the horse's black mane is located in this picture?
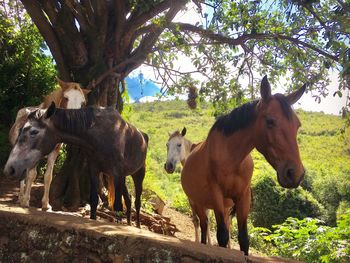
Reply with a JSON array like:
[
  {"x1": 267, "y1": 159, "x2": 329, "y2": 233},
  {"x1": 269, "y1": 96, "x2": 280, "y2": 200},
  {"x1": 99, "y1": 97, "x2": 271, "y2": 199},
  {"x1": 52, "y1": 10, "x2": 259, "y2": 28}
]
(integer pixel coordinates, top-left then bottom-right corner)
[
  {"x1": 210, "y1": 94, "x2": 292, "y2": 136},
  {"x1": 52, "y1": 107, "x2": 96, "y2": 133},
  {"x1": 210, "y1": 100, "x2": 259, "y2": 136}
]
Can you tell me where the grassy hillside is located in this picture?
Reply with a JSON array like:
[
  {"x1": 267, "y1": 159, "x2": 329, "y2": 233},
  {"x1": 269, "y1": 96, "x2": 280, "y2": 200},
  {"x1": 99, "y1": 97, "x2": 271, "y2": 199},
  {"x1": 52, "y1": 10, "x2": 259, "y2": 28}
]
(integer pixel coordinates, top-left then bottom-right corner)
[{"x1": 126, "y1": 100, "x2": 350, "y2": 225}]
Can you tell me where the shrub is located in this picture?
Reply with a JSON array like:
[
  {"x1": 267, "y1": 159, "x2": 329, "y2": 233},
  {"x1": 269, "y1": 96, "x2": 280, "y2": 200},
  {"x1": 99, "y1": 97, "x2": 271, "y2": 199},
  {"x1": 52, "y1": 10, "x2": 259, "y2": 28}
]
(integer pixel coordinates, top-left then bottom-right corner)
[
  {"x1": 256, "y1": 211, "x2": 350, "y2": 262},
  {"x1": 251, "y1": 175, "x2": 325, "y2": 228}
]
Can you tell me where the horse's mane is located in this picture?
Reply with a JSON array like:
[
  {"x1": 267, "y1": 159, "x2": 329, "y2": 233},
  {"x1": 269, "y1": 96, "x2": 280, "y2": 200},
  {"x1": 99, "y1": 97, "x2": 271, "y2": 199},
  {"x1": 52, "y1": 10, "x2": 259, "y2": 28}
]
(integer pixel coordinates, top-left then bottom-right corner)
[
  {"x1": 209, "y1": 100, "x2": 259, "y2": 136},
  {"x1": 52, "y1": 107, "x2": 96, "y2": 133},
  {"x1": 41, "y1": 88, "x2": 63, "y2": 108},
  {"x1": 209, "y1": 94, "x2": 293, "y2": 136}
]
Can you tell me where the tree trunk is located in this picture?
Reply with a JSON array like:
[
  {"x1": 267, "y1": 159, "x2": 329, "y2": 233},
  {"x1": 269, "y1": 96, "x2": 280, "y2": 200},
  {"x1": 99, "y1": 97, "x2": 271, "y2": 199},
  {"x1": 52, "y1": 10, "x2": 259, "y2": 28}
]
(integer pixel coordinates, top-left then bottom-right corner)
[{"x1": 50, "y1": 76, "x2": 121, "y2": 210}]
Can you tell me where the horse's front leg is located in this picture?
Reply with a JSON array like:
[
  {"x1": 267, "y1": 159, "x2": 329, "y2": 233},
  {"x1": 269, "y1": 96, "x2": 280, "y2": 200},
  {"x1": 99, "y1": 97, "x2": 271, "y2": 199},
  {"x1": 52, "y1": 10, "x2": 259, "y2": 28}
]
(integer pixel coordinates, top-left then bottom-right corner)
[
  {"x1": 18, "y1": 177, "x2": 26, "y2": 205},
  {"x1": 214, "y1": 208, "x2": 230, "y2": 247},
  {"x1": 235, "y1": 187, "x2": 252, "y2": 256},
  {"x1": 42, "y1": 144, "x2": 61, "y2": 211},
  {"x1": 225, "y1": 206, "x2": 234, "y2": 249},
  {"x1": 21, "y1": 168, "x2": 37, "y2": 207}
]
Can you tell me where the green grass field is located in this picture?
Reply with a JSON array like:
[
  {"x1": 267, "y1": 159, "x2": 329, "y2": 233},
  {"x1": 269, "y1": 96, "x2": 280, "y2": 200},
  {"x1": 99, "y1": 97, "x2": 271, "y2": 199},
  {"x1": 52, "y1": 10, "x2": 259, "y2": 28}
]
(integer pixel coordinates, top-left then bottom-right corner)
[{"x1": 126, "y1": 100, "x2": 350, "y2": 226}]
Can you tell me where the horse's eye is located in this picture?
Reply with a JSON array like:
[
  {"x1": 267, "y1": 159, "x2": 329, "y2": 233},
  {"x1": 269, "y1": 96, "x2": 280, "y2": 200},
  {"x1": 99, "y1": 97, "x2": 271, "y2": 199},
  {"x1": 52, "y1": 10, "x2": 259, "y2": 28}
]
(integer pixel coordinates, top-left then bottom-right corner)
[
  {"x1": 266, "y1": 118, "x2": 276, "y2": 129},
  {"x1": 177, "y1": 143, "x2": 181, "y2": 147},
  {"x1": 30, "y1": 130, "x2": 39, "y2": 137}
]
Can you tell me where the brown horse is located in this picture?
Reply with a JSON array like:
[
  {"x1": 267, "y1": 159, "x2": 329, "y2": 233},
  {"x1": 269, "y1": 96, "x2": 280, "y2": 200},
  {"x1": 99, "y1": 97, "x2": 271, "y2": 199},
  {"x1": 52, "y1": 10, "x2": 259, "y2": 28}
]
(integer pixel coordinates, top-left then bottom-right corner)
[
  {"x1": 181, "y1": 76, "x2": 306, "y2": 255},
  {"x1": 4, "y1": 103, "x2": 148, "y2": 227},
  {"x1": 164, "y1": 127, "x2": 212, "y2": 245},
  {"x1": 8, "y1": 79, "x2": 90, "y2": 210}
]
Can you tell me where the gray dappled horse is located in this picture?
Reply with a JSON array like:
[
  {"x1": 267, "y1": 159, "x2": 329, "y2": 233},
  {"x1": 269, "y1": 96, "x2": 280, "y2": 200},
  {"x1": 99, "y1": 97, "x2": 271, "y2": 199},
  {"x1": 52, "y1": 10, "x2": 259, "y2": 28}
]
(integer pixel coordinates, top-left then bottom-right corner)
[{"x1": 4, "y1": 103, "x2": 148, "y2": 227}]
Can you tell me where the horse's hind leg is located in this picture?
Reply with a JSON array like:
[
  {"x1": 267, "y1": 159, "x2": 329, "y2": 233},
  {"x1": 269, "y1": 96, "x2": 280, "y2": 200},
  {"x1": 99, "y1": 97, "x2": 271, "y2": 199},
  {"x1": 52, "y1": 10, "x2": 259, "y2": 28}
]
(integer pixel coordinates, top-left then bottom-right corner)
[
  {"x1": 192, "y1": 205, "x2": 209, "y2": 244},
  {"x1": 189, "y1": 201, "x2": 200, "y2": 243},
  {"x1": 236, "y1": 187, "x2": 252, "y2": 255},
  {"x1": 132, "y1": 166, "x2": 146, "y2": 228},
  {"x1": 42, "y1": 144, "x2": 61, "y2": 211},
  {"x1": 21, "y1": 167, "x2": 37, "y2": 207},
  {"x1": 121, "y1": 176, "x2": 132, "y2": 225}
]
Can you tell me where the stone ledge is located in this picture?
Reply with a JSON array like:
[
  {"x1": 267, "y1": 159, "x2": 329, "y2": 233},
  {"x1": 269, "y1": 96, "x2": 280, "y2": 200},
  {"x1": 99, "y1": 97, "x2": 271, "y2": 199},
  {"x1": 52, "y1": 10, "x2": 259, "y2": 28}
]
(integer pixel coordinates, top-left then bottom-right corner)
[{"x1": 0, "y1": 203, "x2": 300, "y2": 263}]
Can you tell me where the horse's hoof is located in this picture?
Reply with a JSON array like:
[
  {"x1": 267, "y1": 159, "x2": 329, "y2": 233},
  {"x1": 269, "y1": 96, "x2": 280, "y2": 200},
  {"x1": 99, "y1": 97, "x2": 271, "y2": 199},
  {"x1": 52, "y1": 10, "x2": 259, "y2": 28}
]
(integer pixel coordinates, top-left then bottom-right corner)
[
  {"x1": 20, "y1": 200, "x2": 30, "y2": 208},
  {"x1": 115, "y1": 211, "x2": 123, "y2": 223},
  {"x1": 90, "y1": 214, "x2": 97, "y2": 220},
  {"x1": 42, "y1": 204, "x2": 52, "y2": 211}
]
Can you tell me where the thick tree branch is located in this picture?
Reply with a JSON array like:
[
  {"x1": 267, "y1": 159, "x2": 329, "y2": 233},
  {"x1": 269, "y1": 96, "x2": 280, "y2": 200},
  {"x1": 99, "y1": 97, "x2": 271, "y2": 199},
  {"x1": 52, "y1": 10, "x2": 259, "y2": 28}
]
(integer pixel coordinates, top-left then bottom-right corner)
[
  {"x1": 20, "y1": 0, "x2": 70, "y2": 80},
  {"x1": 171, "y1": 22, "x2": 340, "y2": 62},
  {"x1": 127, "y1": 0, "x2": 180, "y2": 31}
]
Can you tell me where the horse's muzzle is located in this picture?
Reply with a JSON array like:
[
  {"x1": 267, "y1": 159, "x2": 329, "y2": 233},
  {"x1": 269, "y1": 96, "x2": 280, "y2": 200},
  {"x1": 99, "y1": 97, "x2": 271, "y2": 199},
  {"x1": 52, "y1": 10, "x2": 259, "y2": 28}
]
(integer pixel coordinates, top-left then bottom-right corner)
[
  {"x1": 4, "y1": 164, "x2": 26, "y2": 181},
  {"x1": 277, "y1": 166, "x2": 305, "y2": 189},
  {"x1": 164, "y1": 162, "x2": 175, "y2": 174}
]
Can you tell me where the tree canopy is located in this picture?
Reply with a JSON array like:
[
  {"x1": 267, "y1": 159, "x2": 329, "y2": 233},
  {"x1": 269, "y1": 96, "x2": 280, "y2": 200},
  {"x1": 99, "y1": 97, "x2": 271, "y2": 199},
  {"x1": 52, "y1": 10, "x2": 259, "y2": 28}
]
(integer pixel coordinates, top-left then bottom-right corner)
[{"x1": 18, "y1": 0, "x2": 349, "y2": 113}]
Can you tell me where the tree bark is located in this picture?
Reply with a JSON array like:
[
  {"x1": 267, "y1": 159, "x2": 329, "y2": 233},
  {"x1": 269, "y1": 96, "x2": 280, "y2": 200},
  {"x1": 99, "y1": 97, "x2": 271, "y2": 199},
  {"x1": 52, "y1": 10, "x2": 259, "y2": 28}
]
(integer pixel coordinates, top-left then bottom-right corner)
[{"x1": 50, "y1": 76, "x2": 118, "y2": 210}]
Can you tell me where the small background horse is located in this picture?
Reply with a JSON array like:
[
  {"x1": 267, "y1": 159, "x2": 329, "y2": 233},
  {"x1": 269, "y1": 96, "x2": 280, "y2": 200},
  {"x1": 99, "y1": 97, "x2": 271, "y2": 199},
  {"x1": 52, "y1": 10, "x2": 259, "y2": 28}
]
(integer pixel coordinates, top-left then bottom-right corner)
[
  {"x1": 164, "y1": 127, "x2": 212, "y2": 245},
  {"x1": 181, "y1": 76, "x2": 306, "y2": 256},
  {"x1": 8, "y1": 79, "x2": 90, "y2": 210},
  {"x1": 4, "y1": 103, "x2": 148, "y2": 227}
]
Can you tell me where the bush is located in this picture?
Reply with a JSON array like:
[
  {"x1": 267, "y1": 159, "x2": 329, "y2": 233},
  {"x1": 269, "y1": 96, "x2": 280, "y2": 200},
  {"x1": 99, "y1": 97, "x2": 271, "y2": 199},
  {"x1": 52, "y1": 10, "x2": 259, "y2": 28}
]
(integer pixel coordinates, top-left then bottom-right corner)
[
  {"x1": 251, "y1": 175, "x2": 325, "y2": 228},
  {"x1": 256, "y1": 211, "x2": 350, "y2": 262}
]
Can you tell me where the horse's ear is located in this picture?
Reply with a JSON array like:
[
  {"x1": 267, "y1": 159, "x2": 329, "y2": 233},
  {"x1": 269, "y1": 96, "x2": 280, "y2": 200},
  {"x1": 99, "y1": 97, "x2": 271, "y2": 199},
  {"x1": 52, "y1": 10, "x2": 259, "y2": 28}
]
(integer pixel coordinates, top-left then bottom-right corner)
[
  {"x1": 28, "y1": 110, "x2": 39, "y2": 120},
  {"x1": 181, "y1": 127, "x2": 187, "y2": 137},
  {"x1": 260, "y1": 75, "x2": 271, "y2": 101},
  {"x1": 44, "y1": 102, "x2": 56, "y2": 119},
  {"x1": 57, "y1": 78, "x2": 69, "y2": 90},
  {"x1": 286, "y1": 84, "x2": 306, "y2": 105},
  {"x1": 82, "y1": 89, "x2": 91, "y2": 96}
]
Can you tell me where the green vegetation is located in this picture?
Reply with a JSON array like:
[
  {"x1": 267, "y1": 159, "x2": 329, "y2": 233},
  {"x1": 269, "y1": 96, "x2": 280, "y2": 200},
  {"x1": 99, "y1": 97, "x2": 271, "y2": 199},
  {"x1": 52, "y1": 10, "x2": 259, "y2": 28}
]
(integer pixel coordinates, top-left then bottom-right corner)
[
  {"x1": 0, "y1": 13, "x2": 57, "y2": 126},
  {"x1": 127, "y1": 99, "x2": 350, "y2": 262}
]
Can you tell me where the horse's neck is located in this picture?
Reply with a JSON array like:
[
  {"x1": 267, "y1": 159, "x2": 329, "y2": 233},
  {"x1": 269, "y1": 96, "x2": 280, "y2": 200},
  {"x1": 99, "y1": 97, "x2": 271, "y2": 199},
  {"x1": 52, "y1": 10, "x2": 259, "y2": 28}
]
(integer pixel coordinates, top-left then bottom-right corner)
[
  {"x1": 209, "y1": 128, "x2": 255, "y2": 165},
  {"x1": 49, "y1": 112, "x2": 94, "y2": 152},
  {"x1": 180, "y1": 138, "x2": 194, "y2": 166},
  {"x1": 40, "y1": 89, "x2": 63, "y2": 108}
]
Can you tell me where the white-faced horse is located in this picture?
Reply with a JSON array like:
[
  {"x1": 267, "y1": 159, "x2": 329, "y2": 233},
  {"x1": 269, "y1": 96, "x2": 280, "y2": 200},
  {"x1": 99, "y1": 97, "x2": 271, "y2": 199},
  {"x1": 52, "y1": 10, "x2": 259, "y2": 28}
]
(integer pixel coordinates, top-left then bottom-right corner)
[
  {"x1": 8, "y1": 79, "x2": 90, "y2": 210},
  {"x1": 164, "y1": 127, "x2": 213, "y2": 245}
]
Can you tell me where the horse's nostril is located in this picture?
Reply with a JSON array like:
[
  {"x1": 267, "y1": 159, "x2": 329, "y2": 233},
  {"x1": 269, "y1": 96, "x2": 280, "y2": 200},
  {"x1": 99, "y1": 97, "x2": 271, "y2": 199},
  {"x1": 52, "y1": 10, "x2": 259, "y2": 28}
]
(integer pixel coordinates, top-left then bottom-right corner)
[
  {"x1": 286, "y1": 168, "x2": 295, "y2": 178},
  {"x1": 6, "y1": 166, "x2": 15, "y2": 176}
]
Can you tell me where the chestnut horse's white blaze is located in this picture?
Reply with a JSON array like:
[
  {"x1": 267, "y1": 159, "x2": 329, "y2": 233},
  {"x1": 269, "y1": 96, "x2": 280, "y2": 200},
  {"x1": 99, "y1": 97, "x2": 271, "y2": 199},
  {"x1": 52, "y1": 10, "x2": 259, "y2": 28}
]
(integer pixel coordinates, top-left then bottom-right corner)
[{"x1": 9, "y1": 79, "x2": 89, "y2": 210}]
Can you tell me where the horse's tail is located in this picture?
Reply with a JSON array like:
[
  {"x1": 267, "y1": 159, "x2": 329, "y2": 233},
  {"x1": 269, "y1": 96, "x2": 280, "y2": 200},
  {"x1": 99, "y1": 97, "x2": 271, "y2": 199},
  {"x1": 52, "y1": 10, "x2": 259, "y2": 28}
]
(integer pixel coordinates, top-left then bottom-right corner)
[{"x1": 107, "y1": 174, "x2": 115, "y2": 211}]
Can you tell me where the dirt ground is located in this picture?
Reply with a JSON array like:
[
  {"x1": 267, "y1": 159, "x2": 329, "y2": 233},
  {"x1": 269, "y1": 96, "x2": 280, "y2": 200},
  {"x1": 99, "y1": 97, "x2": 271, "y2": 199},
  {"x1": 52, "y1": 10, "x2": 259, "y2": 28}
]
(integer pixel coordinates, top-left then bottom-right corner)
[{"x1": 0, "y1": 175, "x2": 212, "y2": 243}]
